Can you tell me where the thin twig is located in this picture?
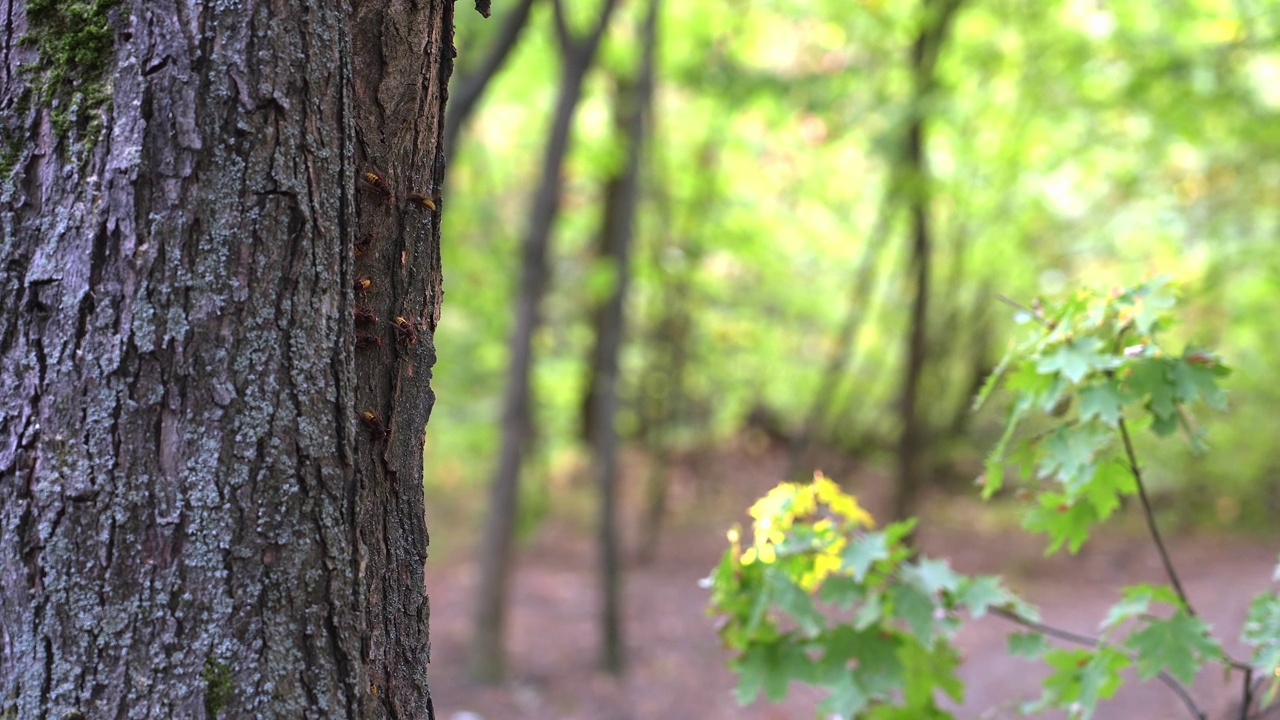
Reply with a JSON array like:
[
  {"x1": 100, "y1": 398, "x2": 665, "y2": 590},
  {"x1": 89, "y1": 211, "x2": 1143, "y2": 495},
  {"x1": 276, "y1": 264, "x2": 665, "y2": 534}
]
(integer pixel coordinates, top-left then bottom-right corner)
[
  {"x1": 1240, "y1": 667, "x2": 1254, "y2": 720},
  {"x1": 995, "y1": 293, "x2": 1050, "y2": 327},
  {"x1": 550, "y1": 0, "x2": 570, "y2": 48},
  {"x1": 990, "y1": 606, "x2": 1206, "y2": 720},
  {"x1": 1118, "y1": 417, "x2": 1195, "y2": 616},
  {"x1": 1251, "y1": 672, "x2": 1270, "y2": 697}
]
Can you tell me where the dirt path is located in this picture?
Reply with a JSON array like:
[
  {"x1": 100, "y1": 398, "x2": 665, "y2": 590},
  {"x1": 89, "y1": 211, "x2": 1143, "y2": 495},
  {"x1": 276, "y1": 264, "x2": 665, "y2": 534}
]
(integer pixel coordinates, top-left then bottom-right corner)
[{"x1": 424, "y1": 444, "x2": 1279, "y2": 720}]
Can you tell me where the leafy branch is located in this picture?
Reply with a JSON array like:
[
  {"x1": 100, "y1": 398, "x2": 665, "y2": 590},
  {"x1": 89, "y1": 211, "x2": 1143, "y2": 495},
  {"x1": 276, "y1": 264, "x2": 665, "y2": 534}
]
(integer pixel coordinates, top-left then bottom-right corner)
[
  {"x1": 987, "y1": 605, "x2": 1205, "y2": 720},
  {"x1": 707, "y1": 278, "x2": 1280, "y2": 719}
]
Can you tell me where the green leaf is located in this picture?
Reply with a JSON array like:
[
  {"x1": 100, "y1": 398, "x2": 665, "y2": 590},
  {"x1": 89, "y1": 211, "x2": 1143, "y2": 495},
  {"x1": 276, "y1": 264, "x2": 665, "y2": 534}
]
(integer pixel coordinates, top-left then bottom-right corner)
[
  {"x1": 1078, "y1": 379, "x2": 1125, "y2": 427},
  {"x1": 1123, "y1": 276, "x2": 1177, "y2": 335},
  {"x1": 1151, "y1": 410, "x2": 1179, "y2": 436},
  {"x1": 1007, "y1": 631, "x2": 1048, "y2": 658},
  {"x1": 817, "y1": 672, "x2": 869, "y2": 720},
  {"x1": 1001, "y1": 593, "x2": 1043, "y2": 624},
  {"x1": 980, "y1": 459, "x2": 1004, "y2": 499},
  {"x1": 1037, "y1": 336, "x2": 1118, "y2": 384},
  {"x1": 1100, "y1": 584, "x2": 1180, "y2": 630},
  {"x1": 855, "y1": 634, "x2": 908, "y2": 697},
  {"x1": 1006, "y1": 359, "x2": 1059, "y2": 413},
  {"x1": 818, "y1": 574, "x2": 864, "y2": 610},
  {"x1": 1170, "y1": 352, "x2": 1229, "y2": 410},
  {"x1": 704, "y1": 548, "x2": 738, "y2": 609},
  {"x1": 865, "y1": 705, "x2": 955, "y2": 720},
  {"x1": 855, "y1": 591, "x2": 884, "y2": 630},
  {"x1": 1036, "y1": 646, "x2": 1129, "y2": 719},
  {"x1": 815, "y1": 626, "x2": 905, "y2": 697},
  {"x1": 1023, "y1": 492, "x2": 1100, "y2": 554},
  {"x1": 883, "y1": 519, "x2": 919, "y2": 547},
  {"x1": 732, "y1": 644, "x2": 769, "y2": 705},
  {"x1": 769, "y1": 573, "x2": 824, "y2": 635},
  {"x1": 890, "y1": 581, "x2": 939, "y2": 644},
  {"x1": 953, "y1": 575, "x2": 1010, "y2": 618},
  {"x1": 1125, "y1": 609, "x2": 1223, "y2": 684},
  {"x1": 1083, "y1": 459, "x2": 1135, "y2": 521},
  {"x1": 1242, "y1": 592, "x2": 1280, "y2": 677},
  {"x1": 1037, "y1": 423, "x2": 1112, "y2": 496},
  {"x1": 981, "y1": 404, "x2": 1025, "y2": 498},
  {"x1": 973, "y1": 343, "x2": 1015, "y2": 411},
  {"x1": 733, "y1": 636, "x2": 814, "y2": 704},
  {"x1": 905, "y1": 557, "x2": 962, "y2": 595},
  {"x1": 1123, "y1": 358, "x2": 1178, "y2": 423},
  {"x1": 743, "y1": 569, "x2": 773, "y2": 634},
  {"x1": 899, "y1": 639, "x2": 964, "y2": 707},
  {"x1": 1079, "y1": 646, "x2": 1131, "y2": 710},
  {"x1": 842, "y1": 531, "x2": 891, "y2": 582}
]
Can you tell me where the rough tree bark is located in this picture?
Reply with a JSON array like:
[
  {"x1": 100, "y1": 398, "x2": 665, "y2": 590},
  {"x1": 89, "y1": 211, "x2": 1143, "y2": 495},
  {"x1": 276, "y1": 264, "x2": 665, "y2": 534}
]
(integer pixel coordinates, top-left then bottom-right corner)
[
  {"x1": 350, "y1": 1, "x2": 452, "y2": 715},
  {"x1": 0, "y1": 0, "x2": 452, "y2": 717}
]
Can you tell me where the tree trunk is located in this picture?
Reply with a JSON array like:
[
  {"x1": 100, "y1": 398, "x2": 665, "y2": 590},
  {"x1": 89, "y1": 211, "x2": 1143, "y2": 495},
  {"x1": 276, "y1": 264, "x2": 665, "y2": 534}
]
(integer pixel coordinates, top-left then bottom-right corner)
[
  {"x1": 584, "y1": 0, "x2": 658, "y2": 674},
  {"x1": 0, "y1": 1, "x2": 451, "y2": 717},
  {"x1": 445, "y1": 0, "x2": 540, "y2": 157},
  {"x1": 787, "y1": 188, "x2": 899, "y2": 481},
  {"x1": 634, "y1": 134, "x2": 720, "y2": 563},
  {"x1": 892, "y1": 0, "x2": 965, "y2": 526},
  {"x1": 470, "y1": 0, "x2": 619, "y2": 683},
  {"x1": 350, "y1": 1, "x2": 453, "y2": 715}
]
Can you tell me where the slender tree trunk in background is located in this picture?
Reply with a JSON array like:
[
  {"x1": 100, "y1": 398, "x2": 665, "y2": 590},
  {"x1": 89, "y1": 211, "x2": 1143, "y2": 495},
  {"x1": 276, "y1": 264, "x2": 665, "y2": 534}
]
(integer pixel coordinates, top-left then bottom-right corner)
[
  {"x1": 895, "y1": 133, "x2": 933, "y2": 525},
  {"x1": 633, "y1": 308, "x2": 687, "y2": 564},
  {"x1": 0, "y1": 1, "x2": 451, "y2": 717},
  {"x1": 587, "y1": 150, "x2": 633, "y2": 677},
  {"x1": 892, "y1": 0, "x2": 965, "y2": 525},
  {"x1": 633, "y1": 138, "x2": 720, "y2": 564},
  {"x1": 445, "y1": 0, "x2": 540, "y2": 158},
  {"x1": 583, "y1": 0, "x2": 659, "y2": 674},
  {"x1": 940, "y1": 288, "x2": 993, "y2": 440},
  {"x1": 786, "y1": 193, "x2": 899, "y2": 481},
  {"x1": 470, "y1": 0, "x2": 620, "y2": 683}
]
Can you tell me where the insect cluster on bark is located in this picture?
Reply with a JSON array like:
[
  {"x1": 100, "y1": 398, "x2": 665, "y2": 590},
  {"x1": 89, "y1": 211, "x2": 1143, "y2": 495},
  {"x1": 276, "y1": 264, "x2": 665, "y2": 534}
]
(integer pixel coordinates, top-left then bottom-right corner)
[{"x1": 352, "y1": 165, "x2": 436, "y2": 443}]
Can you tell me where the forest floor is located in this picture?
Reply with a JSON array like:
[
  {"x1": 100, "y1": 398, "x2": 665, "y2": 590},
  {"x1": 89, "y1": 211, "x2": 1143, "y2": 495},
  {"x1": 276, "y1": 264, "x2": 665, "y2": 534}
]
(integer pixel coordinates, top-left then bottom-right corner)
[{"x1": 423, "y1": 438, "x2": 1279, "y2": 720}]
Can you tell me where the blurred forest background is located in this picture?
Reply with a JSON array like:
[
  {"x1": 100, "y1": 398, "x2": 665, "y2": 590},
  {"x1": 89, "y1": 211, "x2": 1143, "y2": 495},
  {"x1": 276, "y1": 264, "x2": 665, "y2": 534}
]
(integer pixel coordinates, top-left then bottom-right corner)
[{"x1": 425, "y1": 0, "x2": 1280, "y2": 717}]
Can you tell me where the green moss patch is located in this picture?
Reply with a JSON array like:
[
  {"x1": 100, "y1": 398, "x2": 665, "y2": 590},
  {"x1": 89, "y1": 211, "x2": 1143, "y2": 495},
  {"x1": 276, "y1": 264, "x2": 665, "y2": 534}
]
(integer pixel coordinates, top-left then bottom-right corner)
[
  {"x1": 20, "y1": 0, "x2": 123, "y2": 151},
  {"x1": 201, "y1": 656, "x2": 233, "y2": 718}
]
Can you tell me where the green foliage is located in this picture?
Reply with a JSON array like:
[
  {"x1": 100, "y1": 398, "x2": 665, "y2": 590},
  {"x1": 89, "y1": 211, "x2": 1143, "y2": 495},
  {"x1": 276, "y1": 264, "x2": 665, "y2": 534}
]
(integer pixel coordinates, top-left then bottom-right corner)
[
  {"x1": 1242, "y1": 586, "x2": 1280, "y2": 704},
  {"x1": 705, "y1": 473, "x2": 1026, "y2": 718},
  {"x1": 434, "y1": 0, "x2": 1280, "y2": 525},
  {"x1": 1124, "y1": 609, "x2": 1221, "y2": 683},
  {"x1": 708, "y1": 283, "x2": 1279, "y2": 719},
  {"x1": 977, "y1": 277, "x2": 1230, "y2": 553},
  {"x1": 1029, "y1": 646, "x2": 1129, "y2": 719}
]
